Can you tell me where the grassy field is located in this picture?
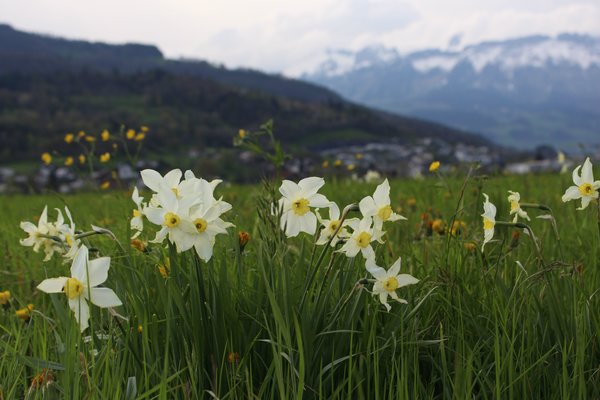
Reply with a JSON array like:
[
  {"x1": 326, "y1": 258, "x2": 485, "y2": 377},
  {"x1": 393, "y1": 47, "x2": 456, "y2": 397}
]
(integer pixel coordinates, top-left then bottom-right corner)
[{"x1": 0, "y1": 170, "x2": 599, "y2": 399}]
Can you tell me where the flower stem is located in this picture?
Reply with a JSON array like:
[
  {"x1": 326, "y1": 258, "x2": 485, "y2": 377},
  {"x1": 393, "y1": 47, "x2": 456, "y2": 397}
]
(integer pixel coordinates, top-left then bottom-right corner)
[
  {"x1": 298, "y1": 203, "x2": 358, "y2": 312},
  {"x1": 495, "y1": 221, "x2": 544, "y2": 265}
]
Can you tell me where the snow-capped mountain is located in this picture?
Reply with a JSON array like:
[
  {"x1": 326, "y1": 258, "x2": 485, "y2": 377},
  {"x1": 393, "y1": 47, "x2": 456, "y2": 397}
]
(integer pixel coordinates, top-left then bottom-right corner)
[{"x1": 305, "y1": 34, "x2": 600, "y2": 149}]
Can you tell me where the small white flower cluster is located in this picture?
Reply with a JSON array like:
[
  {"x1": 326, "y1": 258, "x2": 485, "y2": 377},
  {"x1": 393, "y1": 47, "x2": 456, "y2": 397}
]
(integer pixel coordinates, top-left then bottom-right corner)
[
  {"x1": 277, "y1": 177, "x2": 418, "y2": 311},
  {"x1": 20, "y1": 206, "x2": 80, "y2": 261},
  {"x1": 133, "y1": 169, "x2": 234, "y2": 262}
]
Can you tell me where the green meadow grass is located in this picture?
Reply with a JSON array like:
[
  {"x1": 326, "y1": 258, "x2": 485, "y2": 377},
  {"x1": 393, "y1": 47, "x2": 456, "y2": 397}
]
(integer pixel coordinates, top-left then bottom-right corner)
[{"x1": 0, "y1": 171, "x2": 598, "y2": 399}]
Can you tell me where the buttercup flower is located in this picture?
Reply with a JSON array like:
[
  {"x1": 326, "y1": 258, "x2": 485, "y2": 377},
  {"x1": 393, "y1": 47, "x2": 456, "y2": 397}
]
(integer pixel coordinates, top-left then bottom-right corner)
[
  {"x1": 481, "y1": 194, "x2": 497, "y2": 251},
  {"x1": 64, "y1": 156, "x2": 74, "y2": 167},
  {"x1": 99, "y1": 153, "x2": 110, "y2": 163},
  {"x1": 359, "y1": 179, "x2": 406, "y2": 229},
  {"x1": 339, "y1": 216, "x2": 384, "y2": 260},
  {"x1": 126, "y1": 129, "x2": 136, "y2": 140},
  {"x1": 36, "y1": 245, "x2": 122, "y2": 332},
  {"x1": 101, "y1": 130, "x2": 110, "y2": 142},
  {"x1": 366, "y1": 257, "x2": 419, "y2": 312},
  {"x1": 278, "y1": 177, "x2": 330, "y2": 237},
  {"x1": 315, "y1": 203, "x2": 357, "y2": 246},
  {"x1": 562, "y1": 157, "x2": 600, "y2": 210},
  {"x1": 507, "y1": 191, "x2": 530, "y2": 222},
  {"x1": 41, "y1": 153, "x2": 52, "y2": 165},
  {"x1": 64, "y1": 133, "x2": 74, "y2": 143}
]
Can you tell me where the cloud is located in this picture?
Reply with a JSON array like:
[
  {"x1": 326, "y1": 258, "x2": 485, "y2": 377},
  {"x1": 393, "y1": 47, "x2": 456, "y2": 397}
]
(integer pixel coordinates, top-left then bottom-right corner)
[{"x1": 1, "y1": 0, "x2": 599, "y2": 75}]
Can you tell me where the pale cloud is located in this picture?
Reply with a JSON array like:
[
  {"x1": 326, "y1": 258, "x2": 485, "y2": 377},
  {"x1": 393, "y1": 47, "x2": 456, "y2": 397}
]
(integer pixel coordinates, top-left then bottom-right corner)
[{"x1": 1, "y1": 0, "x2": 598, "y2": 76}]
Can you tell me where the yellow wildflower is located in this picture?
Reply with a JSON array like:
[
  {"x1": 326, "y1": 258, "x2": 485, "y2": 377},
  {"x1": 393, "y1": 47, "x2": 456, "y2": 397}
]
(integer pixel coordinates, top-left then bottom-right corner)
[
  {"x1": 100, "y1": 181, "x2": 110, "y2": 190},
  {"x1": 64, "y1": 133, "x2": 74, "y2": 143},
  {"x1": 431, "y1": 219, "x2": 445, "y2": 234},
  {"x1": 137, "y1": 325, "x2": 143, "y2": 334},
  {"x1": 347, "y1": 164, "x2": 355, "y2": 171},
  {"x1": 0, "y1": 290, "x2": 10, "y2": 305},
  {"x1": 131, "y1": 238, "x2": 146, "y2": 252},
  {"x1": 464, "y1": 242, "x2": 477, "y2": 252},
  {"x1": 334, "y1": 159, "x2": 342, "y2": 167},
  {"x1": 429, "y1": 161, "x2": 440, "y2": 172},
  {"x1": 238, "y1": 231, "x2": 250, "y2": 251},
  {"x1": 158, "y1": 259, "x2": 171, "y2": 278},
  {"x1": 355, "y1": 153, "x2": 364, "y2": 160},
  {"x1": 101, "y1": 130, "x2": 110, "y2": 141},
  {"x1": 126, "y1": 129, "x2": 136, "y2": 140},
  {"x1": 322, "y1": 160, "x2": 329, "y2": 168},
  {"x1": 134, "y1": 132, "x2": 145, "y2": 141},
  {"x1": 78, "y1": 154, "x2": 86, "y2": 164},
  {"x1": 84, "y1": 135, "x2": 96, "y2": 143},
  {"x1": 100, "y1": 153, "x2": 110, "y2": 163},
  {"x1": 450, "y1": 220, "x2": 467, "y2": 236},
  {"x1": 16, "y1": 304, "x2": 33, "y2": 321},
  {"x1": 238, "y1": 129, "x2": 247, "y2": 139},
  {"x1": 64, "y1": 156, "x2": 74, "y2": 166},
  {"x1": 41, "y1": 153, "x2": 52, "y2": 165},
  {"x1": 140, "y1": 126, "x2": 149, "y2": 133},
  {"x1": 77, "y1": 131, "x2": 86, "y2": 138},
  {"x1": 228, "y1": 352, "x2": 241, "y2": 364}
]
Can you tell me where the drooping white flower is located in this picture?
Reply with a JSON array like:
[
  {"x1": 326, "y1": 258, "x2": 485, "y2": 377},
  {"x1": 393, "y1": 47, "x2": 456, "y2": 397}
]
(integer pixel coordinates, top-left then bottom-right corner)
[
  {"x1": 130, "y1": 187, "x2": 145, "y2": 239},
  {"x1": 366, "y1": 257, "x2": 419, "y2": 312},
  {"x1": 20, "y1": 206, "x2": 66, "y2": 261},
  {"x1": 278, "y1": 177, "x2": 331, "y2": 237},
  {"x1": 338, "y1": 216, "x2": 385, "y2": 260},
  {"x1": 481, "y1": 193, "x2": 497, "y2": 251},
  {"x1": 359, "y1": 179, "x2": 406, "y2": 229},
  {"x1": 59, "y1": 206, "x2": 80, "y2": 260},
  {"x1": 315, "y1": 203, "x2": 357, "y2": 246},
  {"x1": 36, "y1": 245, "x2": 122, "y2": 332},
  {"x1": 507, "y1": 191, "x2": 530, "y2": 223},
  {"x1": 562, "y1": 157, "x2": 600, "y2": 210}
]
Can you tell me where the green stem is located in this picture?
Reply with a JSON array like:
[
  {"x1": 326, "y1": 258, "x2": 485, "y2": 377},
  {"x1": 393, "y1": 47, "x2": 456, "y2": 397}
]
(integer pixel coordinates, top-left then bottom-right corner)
[
  {"x1": 496, "y1": 221, "x2": 544, "y2": 265},
  {"x1": 298, "y1": 203, "x2": 359, "y2": 311}
]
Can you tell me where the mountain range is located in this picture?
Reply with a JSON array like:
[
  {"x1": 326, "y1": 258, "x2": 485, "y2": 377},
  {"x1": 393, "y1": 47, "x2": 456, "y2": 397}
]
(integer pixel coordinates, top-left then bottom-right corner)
[{"x1": 305, "y1": 34, "x2": 600, "y2": 149}]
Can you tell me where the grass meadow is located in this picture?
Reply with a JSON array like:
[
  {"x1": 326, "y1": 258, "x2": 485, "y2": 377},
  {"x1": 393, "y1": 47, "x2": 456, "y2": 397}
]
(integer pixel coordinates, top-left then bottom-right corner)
[{"x1": 0, "y1": 170, "x2": 599, "y2": 399}]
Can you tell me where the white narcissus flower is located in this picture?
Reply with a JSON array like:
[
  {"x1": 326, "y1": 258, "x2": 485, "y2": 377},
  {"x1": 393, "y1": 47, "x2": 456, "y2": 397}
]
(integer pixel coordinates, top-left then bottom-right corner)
[
  {"x1": 366, "y1": 257, "x2": 419, "y2": 312},
  {"x1": 481, "y1": 194, "x2": 496, "y2": 251},
  {"x1": 315, "y1": 203, "x2": 357, "y2": 246},
  {"x1": 141, "y1": 168, "x2": 183, "y2": 196},
  {"x1": 278, "y1": 177, "x2": 331, "y2": 237},
  {"x1": 185, "y1": 201, "x2": 234, "y2": 262},
  {"x1": 36, "y1": 245, "x2": 122, "y2": 332},
  {"x1": 339, "y1": 217, "x2": 385, "y2": 260},
  {"x1": 60, "y1": 207, "x2": 81, "y2": 260},
  {"x1": 20, "y1": 206, "x2": 66, "y2": 261},
  {"x1": 144, "y1": 187, "x2": 199, "y2": 252},
  {"x1": 359, "y1": 179, "x2": 406, "y2": 229},
  {"x1": 562, "y1": 157, "x2": 600, "y2": 210},
  {"x1": 130, "y1": 187, "x2": 145, "y2": 239},
  {"x1": 507, "y1": 191, "x2": 530, "y2": 223}
]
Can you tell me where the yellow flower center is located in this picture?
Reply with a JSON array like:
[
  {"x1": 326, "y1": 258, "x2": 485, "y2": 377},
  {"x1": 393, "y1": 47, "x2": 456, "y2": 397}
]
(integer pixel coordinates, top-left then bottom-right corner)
[
  {"x1": 194, "y1": 218, "x2": 208, "y2": 233},
  {"x1": 64, "y1": 277, "x2": 84, "y2": 299},
  {"x1": 510, "y1": 200, "x2": 519, "y2": 212},
  {"x1": 483, "y1": 217, "x2": 495, "y2": 231},
  {"x1": 579, "y1": 183, "x2": 594, "y2": 196},
  {"x1": 292, "y1": 198, "x2": 310, "y2": 216},
  {"x1": 377, "y1": 205, "x2": 392, "y2": 221},
  {"x1": 133, "y1": 209, "x2": 141, "y2": 218},
  {"x1": 383, "y1": 277, "x2": 399, "y2": 292},
  {"x1": 164, "y1": 212, "x2": 180, "y2": 228},
  {"x1": 356, "y1": 231, "x2": 372, "y2": 248},
  {"x1": 171, "y1": 187, "x2": 180, "y2": 198},
  {"x1": 65, "y1": 234, "x2": 73, "y2": 247},
  {"x1": 328, "y1": 220, "x2": 340, "y2": 233}
]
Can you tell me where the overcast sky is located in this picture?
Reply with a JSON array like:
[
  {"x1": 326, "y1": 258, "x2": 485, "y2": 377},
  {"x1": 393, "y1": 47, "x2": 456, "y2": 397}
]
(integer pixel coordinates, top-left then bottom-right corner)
[{"x1": 2, "y1": 0, "x2": 599, "y2": 75}]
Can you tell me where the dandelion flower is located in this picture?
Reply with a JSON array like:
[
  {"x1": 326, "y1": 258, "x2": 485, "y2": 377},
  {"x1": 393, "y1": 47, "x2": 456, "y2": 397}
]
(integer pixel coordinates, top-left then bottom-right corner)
[
  {"x1": 134, "y1": 132, "x2": 145, "y2": 141},
  {"x1": 16, "y1": 304, "x2": 33, "y2": 321},
  {"x1": 359, "y1": 179, "x2": 406, "y2": 229},
  {"x1": 78, "y1": 154, "x2": 86, "y2": 164},
  {"x1": 366, "y1": 257, "x2": 419, "y2": 312},
  {"x1": 100, "y1": 181, "x2": 110, "y2": 190},
  {"x1": 562, "y1": 157, "x2": 600, "y2": 210},
  {"x1": 64, "y1": 156, "x2": 74, "y2": 167},
  {"x1": 84, "y1": 135, "x2": 96, "y2": 143},
  {"x1": 238, "y1": 129, "x2": 247, "y2": 139},
  {"x1": 278, "y1": 177, "x2": 331, "y2": 237},
  {"x1": 126, "y1": 129, "x2": 136, "y2": 140},
  {"x1": 99, "y1": 153, "x2": 110, "y2": 163},
  {"x1": 36, "y1": 245, "x2": 122, "y2": 332},
  {"x1": 64, "y1": 133, "x2": 74, "y2": 143},
  {"x1": 0, "y1": 290, "x2": 10, "y2": 306},
  {"x1": 101, "y1": 130, "x2": 110, "y2": 142},
  {"x1": 507, "y1": 191, "x2": 530, "y2": 222},
  {"x1": 41, "y1": 153, "x2": 52, "y2": 165},
  {"x1": 429, "y1": 161, "x2": 440, "y2": 172},
  {"x1": 481, "y1": 194, "x2": 496, "y2": 251}
]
